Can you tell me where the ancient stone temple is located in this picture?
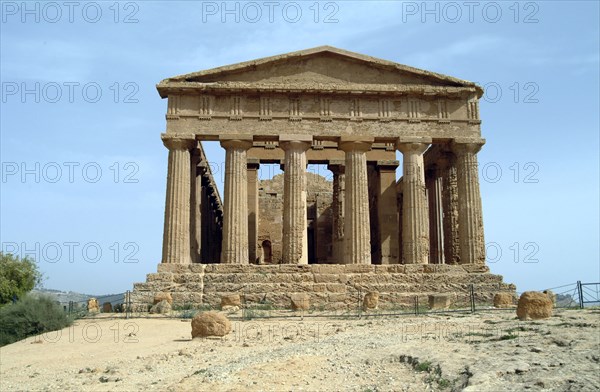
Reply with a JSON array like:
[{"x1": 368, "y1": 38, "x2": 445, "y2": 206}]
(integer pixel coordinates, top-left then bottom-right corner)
[{"x1": 131, "y1": 46, "x2": 514, "y2": 310}]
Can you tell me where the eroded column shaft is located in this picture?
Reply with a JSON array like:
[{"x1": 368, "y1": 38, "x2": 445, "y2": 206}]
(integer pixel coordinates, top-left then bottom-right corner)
[
  {"x1": 281, "y1": 140, "x2": 310, "y2": 264},
  {"x1": 427, "y1": 165, "x2": 445, "y2": 264},
  {"x1": 398, "y1": 142, "x2": 430, "y2": 264},
  {"x1": 341, "y1": 139, "x2": 373, "y2": 264},
  {"x1": 440, "y1": 153, "x2": 460, "y2": 264},
  {"x1": 453, "y1": 142, "x2": 486, "y2": 264},
  {"x1": 161, "y1": 134, "x2": 196, "y2": 264},
  {"x1": 220, "y1": 139, "x2": 252, "y2": 264},
  {"x1": 328, "y1": 163, "x2": 345, "y2": 264}
]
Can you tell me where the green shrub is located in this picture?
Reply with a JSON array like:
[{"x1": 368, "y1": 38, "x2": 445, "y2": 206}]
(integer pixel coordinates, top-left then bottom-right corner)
[
  {"x1": 0, "y1": 294, "x2": 71, "y2": 346},
  {"x1": 0, "y1": 253, "x2": 43, "y2": 305}
]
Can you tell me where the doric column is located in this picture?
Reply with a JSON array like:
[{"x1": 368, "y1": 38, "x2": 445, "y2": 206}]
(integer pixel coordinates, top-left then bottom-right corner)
[
  {"x1": 377, "y1": 160, "x2": 400, "y2": 264},
  {"x1": 327, "y1": 160, "x2": 345, "y2": 264},
  {"x1": 191, "y1": 151, "x2": 205, "y2": 263},
  {"x1": 451, "y1": 140, "x2": 486, "y2": 264},
  {"x1": 397, "y1": 138, "x2": 431, "y2": 264},
  {"x1": 397, "y1": 181, "x2": 403, "y2": 262},
  {"x1": 220, "y1": 136, "x2": 253, "y2": 264},
  {"x1": 426, "y1": 164, "x2": 445, "y2": 264},
  {"x1": 438, "y1": 152, "x2": 460, "y2": 264},
  {"x1": 247, "y1": 159, "x2": 260, "y2": 264},
  {"x1": 280, "y1": 136, "x2": 312, "y2": 264},
  {"x1": 161, "y1": 134, "x2": 196, "y2": 264},
  {"x1": 339, "y1": 137, "x2": 373, "y2": 264}
]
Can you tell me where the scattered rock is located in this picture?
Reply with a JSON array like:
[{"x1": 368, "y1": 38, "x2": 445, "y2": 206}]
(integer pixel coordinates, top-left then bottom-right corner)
[
  {"x1": 516, "y1": 292, "x2": 553, "y2": 320},
  {"x1": 87, "y1": 298, "x2": 99, "y2": 313},
  {"x1": 290, "y1": 293, "x2": 310, "y2": 311},
  {"x1": 191, "y1": 312, "x2": 231, "y2": 338},
  {"x1": 363, "y1": 292, "x2": 379, "y2": 310},
  {"x1": 494, "y1": 293, "x2": 515, "y2": 308},
  {"x1": 221, "y1": 294, "x2": 241, "y2": 308},
  {"x1": 153, "y1": 292, "x2": 173, "y2": 305},
  {"x1": 428, "y1": 294, "x2": 454, "y2": 310},
  {"x1": 149, "y1": 300, "x2": 172, "y2": 314}
]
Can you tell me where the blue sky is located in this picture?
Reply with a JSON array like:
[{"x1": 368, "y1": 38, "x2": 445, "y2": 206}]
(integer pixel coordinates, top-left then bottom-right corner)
[{"x1": 1, "y1": 1, "x2": 598, "y2": 295}]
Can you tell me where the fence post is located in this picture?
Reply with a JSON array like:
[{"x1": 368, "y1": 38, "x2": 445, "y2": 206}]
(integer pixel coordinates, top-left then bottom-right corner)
[
  {"x1": 470, "y1": 284, "x2": 475, "y2": 313},
  {"x1": 414, "y1": 296, "x2": 418, "y2": 315},
  {"x1": 126, "y1": 290, "x2": 131, "y2": 319},
  {"x1": 577, "y1": 281, "x2": 584, "y2": 309}
]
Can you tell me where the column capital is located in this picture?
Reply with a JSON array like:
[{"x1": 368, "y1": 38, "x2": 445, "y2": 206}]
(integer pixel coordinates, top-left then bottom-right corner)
[
  {"x1": 161, "y1": 133, "x2": 196, "y2": 150},
  {"x1": 339, "y1": 137, "x2": 374, "y2": 153},
  {"x1": 397, "y1": 142, "x2": 429, "y2": 155},
  {"x1": 220, "y1": 135, "x2": 253, "y2": 151},
  {"x1": 450, "y1": 138, "x2": 485, "y2": 155},
  {"x1": 279, "y1": 138, "x2": 311, "y2": 152}
]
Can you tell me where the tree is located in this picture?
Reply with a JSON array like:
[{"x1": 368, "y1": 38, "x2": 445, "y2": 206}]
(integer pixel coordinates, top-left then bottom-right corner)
[{"x1": 0, "y1": 253, "x2": 43, "y2": 305}]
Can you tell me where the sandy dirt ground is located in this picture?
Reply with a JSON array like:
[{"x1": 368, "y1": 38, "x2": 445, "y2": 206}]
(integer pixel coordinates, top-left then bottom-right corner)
[{"x1": 1, "y1": 308, "x2": 599, "y2": 391}]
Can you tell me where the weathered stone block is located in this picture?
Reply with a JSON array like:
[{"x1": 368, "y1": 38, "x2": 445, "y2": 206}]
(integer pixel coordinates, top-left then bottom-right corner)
[
  {"x1": 461, "y1": 264, "x2": 490, "y2": 273},
  {"x1": 517, "y1": 291, "x2": 553, "y2": 320},
  {"x1": 189, "y1": 264, "x2": 205, "y2": 273},
  {"x1": 404, "y1": 265, "x2": 425, "y2": 274},
  {"x1": 314, "y1": 274, "x2": 341, "y2": 283},
  {"x1": 157, "y1": 264, "x2": 192, "y2": 274},
  {"x1": 493, "y1": 292, "x2": 515, "y2": 308},
  {"x1": 428, "y1": 294, "x2": 454, "y2": 310},
  {"x1": 150, "y1": 300, "x2": 172, "y2": 314},
  {"x1": 290, "y1": 293, "x2": 310, "y2": 311},
  {"x1": 312, "y1": 265, "x2": 343, "y2": 274},
  {"x1": 191, "y1": 312, "x2": 231, "y2": 338},
  {"x1": 221, "y1": 294, "x2": 241, "y2": 307},
  {"x1": 363, "y1": 292, "x2": 379, "y2": 310},
  {"x1": 146, "y1": 273, "x2": 174, "y2": 282},
  {"x1": 153, "y1": 292, "x2": 173, "y2": 305},
  {"x1": 344, "y1": 265, "x2": 374, "y2": 273},
  {"x1": 326, "y1": 283, "x2": 346, "y2": 293}
]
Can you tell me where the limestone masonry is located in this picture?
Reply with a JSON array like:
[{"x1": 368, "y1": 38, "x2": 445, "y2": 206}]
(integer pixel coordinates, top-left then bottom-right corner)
[{"x1": 131, "y1": 46, "x2": 515, "y2": 310}]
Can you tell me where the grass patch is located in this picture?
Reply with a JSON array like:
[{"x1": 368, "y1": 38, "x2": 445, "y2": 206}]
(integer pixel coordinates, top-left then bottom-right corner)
[{"x1": 415, "y1": 361, "x2": 433, "y2": 372}]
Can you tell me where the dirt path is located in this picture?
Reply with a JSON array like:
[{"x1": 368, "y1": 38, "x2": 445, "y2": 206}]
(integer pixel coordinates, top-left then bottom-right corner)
[{"x1": 1, "y1": 309, "x2": 599, "y2": 391}]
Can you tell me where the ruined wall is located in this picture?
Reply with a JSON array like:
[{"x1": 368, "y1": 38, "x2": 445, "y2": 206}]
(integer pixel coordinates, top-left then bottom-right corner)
[{"x1": 258, "y1": 172, "x2": 333, "y2": 264}]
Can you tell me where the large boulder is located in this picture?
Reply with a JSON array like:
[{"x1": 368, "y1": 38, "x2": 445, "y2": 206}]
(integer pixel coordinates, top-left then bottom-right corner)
[
  {"x1": 87, "y1": 298, "x2": 99, "y2": 313},
  {"x1": 221, "y1": 294, "x2": 241, "y2": 308},
  {"x1": 153, "y1": 292, "x2": 173, "y2": 305},
  {"x1": 494, "y1": 293, "x2": 516, "y2": 308},
  {"x1": 363, "y1": 292, "x2": 379, "y2": 310},
  {"x1": 149, "y1": 300, "x2": 172, "y2": 314},
  {"x1": 290, "y1": 293, "x2": 310, "y2": 311},
  {"x1": 191, "y1": 312, "x2": 231, "y2": 338},
  {"x1": 428, "y1": 294, "x2": 454, "y2": 310},
  {"x1": 517, "y1": 291, "x2": 553, "y2": 320}
]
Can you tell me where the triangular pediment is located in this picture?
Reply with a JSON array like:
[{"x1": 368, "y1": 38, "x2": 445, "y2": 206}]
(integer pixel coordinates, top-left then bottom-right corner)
[{"x1": 158, "y1": 46, "x2": 481, "y2": 97}]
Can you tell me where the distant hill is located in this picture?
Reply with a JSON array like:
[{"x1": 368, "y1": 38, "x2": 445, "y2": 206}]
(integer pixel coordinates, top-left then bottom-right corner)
[{"x1": 32, "y1": 288, "x2": 125, "y2": 306}]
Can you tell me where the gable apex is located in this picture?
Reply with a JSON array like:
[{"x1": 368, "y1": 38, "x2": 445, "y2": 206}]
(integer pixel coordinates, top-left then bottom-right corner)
[{"x1": 157, "y1": 46, "x2": 482, "y2": 98}]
